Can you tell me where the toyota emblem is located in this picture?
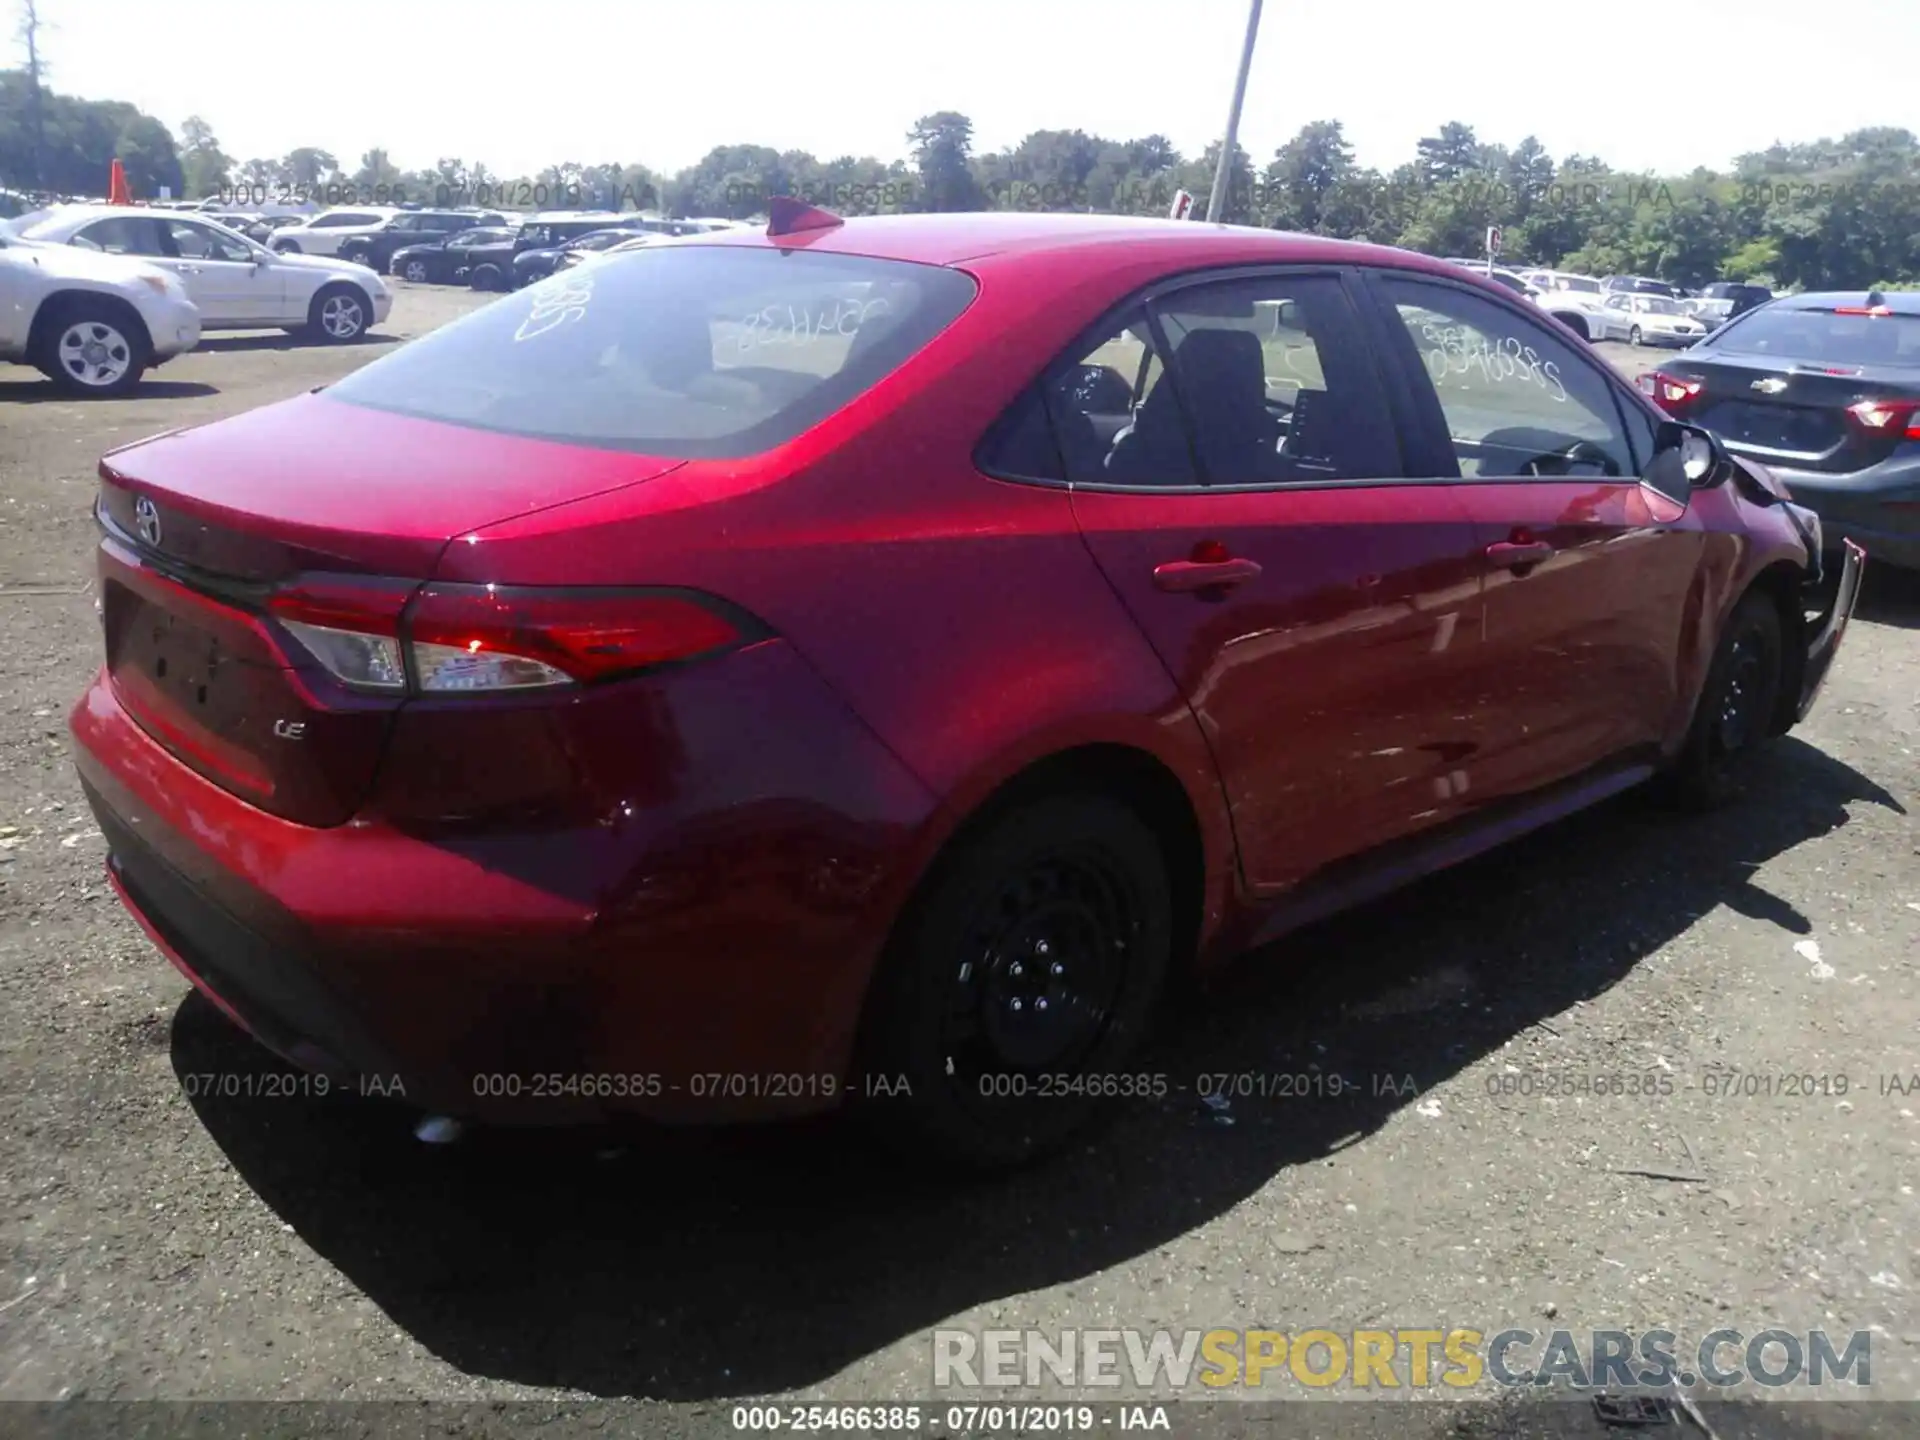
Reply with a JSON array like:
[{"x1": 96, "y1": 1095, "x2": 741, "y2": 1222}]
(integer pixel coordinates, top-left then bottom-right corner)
[{"x1": 133, "y1": 495, "x2": 162, "y2": 547}]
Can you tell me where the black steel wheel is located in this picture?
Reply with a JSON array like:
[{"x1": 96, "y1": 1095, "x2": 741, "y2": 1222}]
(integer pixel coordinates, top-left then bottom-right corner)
[{"x1": 857, "y1": 793, "x2": 1173, "y2": 1169}]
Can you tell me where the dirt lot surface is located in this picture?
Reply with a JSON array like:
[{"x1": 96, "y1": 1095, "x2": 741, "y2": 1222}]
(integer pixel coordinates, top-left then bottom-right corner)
[{"x1": 2, "y1": 291, "x2": 1917, "y2": 1437}]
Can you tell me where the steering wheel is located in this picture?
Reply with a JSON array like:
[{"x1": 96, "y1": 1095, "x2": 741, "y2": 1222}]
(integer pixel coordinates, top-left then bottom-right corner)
[{"x1": 1523, "y1": 439, "x2": 1617, "y2": 477}]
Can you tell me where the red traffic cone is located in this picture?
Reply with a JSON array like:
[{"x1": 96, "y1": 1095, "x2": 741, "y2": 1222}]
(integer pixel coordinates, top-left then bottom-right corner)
[{"x1": 108, "y1": 158, "x2": 132, "y2": 205}]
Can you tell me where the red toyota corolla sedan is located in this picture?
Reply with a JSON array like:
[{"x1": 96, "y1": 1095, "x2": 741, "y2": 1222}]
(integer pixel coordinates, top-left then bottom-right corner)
[{"x1": 71, "y1": 204, "x2": 1863, "y2": 1166}]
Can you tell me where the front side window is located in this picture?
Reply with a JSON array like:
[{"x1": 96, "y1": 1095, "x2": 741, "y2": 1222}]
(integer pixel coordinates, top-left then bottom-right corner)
[
  {"x1": 328, "y1": 246, "x2": 977, "y2": 458},
  {"x1": 167, "y1": 220, "x2": 253, "y2": 262},
  {"x1": 1379, "y1": 276, "x2": 1635, "y2": 479}
]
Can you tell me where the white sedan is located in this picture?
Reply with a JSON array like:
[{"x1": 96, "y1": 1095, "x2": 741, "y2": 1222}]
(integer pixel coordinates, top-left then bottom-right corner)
[
  {"x1": 15, "y1": 205, "x2": 392, "y2": 343},
  {"x1": 1593, "y1": 292, "x2": 1707, "y2": 349}
]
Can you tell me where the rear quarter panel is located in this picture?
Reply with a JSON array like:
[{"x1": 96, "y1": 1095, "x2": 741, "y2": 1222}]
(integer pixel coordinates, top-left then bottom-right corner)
[{"x1": 439, "y1": 245, "x2": 1248, "y2": 964}]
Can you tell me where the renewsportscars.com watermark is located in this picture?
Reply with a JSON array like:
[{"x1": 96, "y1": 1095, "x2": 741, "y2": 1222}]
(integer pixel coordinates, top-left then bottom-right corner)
[{"x1": 933, "y1": 1327, "x2": 1871, "y2": 1391}]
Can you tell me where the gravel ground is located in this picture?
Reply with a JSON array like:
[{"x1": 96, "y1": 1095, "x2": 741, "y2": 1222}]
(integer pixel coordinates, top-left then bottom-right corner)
[{"x1": 1, "y1": 290, "x2": 1917, "y2": 1437}]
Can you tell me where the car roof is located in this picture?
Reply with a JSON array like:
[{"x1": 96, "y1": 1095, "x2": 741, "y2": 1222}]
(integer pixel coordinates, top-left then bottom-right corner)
[
  {"x1": 19, "y1": 203, "x2": 252, "y2": 230},
  {"x1": 681, "y1": 211, "x2": 1472, "y2": 278},
  {"x1": 1773, "y1": 291, "x2": 1920, "y2": 314}
]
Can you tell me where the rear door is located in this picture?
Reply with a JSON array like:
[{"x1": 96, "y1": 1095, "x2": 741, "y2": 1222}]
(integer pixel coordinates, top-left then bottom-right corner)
[
  {"x1": 1361, "y1": 269, "x2": 1707, "y2": 805},
  {"x1": 1034, "y1": 268, "x2": 1492, "y2": 894}
]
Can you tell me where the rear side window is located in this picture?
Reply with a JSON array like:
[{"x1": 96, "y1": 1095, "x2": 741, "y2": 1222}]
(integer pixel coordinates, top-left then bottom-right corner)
[
  {"x1": 328, "y1": 246, "x2": 977, "y2": 458},
  {"x1": 1712, "y1": 308, "x2": 1920, "y2": 365}
]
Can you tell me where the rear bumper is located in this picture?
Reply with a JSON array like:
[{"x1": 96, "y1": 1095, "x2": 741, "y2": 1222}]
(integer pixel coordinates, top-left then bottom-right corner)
[
  {"x1": 70, "y1": 642, "x2": 938, "y2": 1125},
  {"x1": 1772, "y1": 464, "x2": 1920, "y2": 572},
  {"x1": 1798, "y1": 538, "x2": 1866, "y2": 720}
]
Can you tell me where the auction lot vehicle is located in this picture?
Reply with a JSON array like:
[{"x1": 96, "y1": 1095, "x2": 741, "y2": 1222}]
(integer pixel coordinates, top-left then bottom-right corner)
[
  {"x1": 1699, "y1": 280, "x2": 1774, "y2": 319},
  {"x1": 511, "y1": 228, "x2": 644, "y2": 285},
  {"x1": 337, "y1": 209, "x2": 509, "y2": 273},
  {"x1": 388, "y1": 226, "x2": 520, "y2": 284},
  {"x1": 1603, "y1": 274, "x2": 1681, "y2": 298},
  {"x1": 268, "y1": 206, "x2": 403, "y2": 257},
  {"x1": 1525, "y1": 270, "x2": 1608, "y2": 341},
  {"x1": 69, "y1": 210, "x2": 1862, "y2": 1167},
  {"x1": 1641, "y1": 290, "x2": 1920, "y2": 569},
  {"x1": 464, "y1": 213, "x2": 640, "y2": 290},
  {"x1": 15, "y1": 207, "x2": 392, "y2": 343},
  {"x1": 0, "y1": 226, "x2": 200, "y2": 395},
  {"x1": 1595, "y1": 291, "x2": 1708, "y2": 347}
]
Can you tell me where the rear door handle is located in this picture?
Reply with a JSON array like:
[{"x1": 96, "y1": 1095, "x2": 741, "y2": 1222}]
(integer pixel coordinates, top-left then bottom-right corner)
[
  {"x1": 1485, "y1": 540, "x2": 1555, "y2": 571},
  {"x1": 1152, "y1": 558, "x2": 1262, "y2": 593}
]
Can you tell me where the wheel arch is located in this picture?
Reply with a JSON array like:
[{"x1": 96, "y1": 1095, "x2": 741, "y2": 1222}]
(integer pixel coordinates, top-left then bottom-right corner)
[
  {"x1": 28, "y1": 288, "x2": 154, "y2": 364},
  {"x1": 1748, "y1": 559, "x2": 1811, "y2": 735}
]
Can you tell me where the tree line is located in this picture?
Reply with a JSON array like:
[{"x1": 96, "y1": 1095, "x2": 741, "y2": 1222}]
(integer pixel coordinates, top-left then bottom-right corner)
[{"x1": 3, "y1": 73, "x2": 1916, "y2": 290}]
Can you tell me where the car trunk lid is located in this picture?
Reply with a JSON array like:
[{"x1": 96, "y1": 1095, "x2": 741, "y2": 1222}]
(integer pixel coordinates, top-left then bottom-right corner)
[
  {"x1": 1656, "y1": 352, "x2": 1920, "y2": 474},
  {"x1": 95, "y1": 394, "x2": 684, "y2": 826}
]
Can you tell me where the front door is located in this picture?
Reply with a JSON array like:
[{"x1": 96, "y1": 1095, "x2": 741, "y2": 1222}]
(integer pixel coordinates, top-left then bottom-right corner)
[
  {"x1": 160, "y1": 218, "x2": 283, "y2": 325},
  {"x1": 1056, "y1": 270, "x2": 1493, "y2": 895},
  {"x1": 1363, "y1": 271, "x2": 1708, "y2": 806}
]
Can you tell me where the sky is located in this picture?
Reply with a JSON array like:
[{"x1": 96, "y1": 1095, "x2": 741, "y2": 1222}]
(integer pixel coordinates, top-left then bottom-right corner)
[{"x1": 36, "y1": 0, "x2": 1917, "y2": 180}]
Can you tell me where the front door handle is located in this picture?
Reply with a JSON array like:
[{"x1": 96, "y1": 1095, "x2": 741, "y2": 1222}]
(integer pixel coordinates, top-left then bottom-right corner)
[
  {"x1": 1486, "y1": 540, "x2": 1555, "y2": 571},
  {"x1": 1152, "y1": 557, "x2": 1262, "y2": 593}
]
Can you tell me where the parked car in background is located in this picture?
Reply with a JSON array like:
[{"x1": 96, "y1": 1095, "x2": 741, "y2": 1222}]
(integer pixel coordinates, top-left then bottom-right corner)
[
  {"x1": 0, "y1": 224, "x2": 200, "y2": 395},
  {"x1": 1442, "y1": 259, "x2": 1542, "y2": 298},
  {"x1": 511, "y1": 228, "x2": 644, "y2": 285},
  {"x1": 1602, "y1": 274, "x2": 1681, "y2": 298},
  {"x1": 338, "y1": 209, "x2": 508, "y2": 273},
  {"x1": 389, "y1": 227, "x2": 520, "y2": 285},
  {"x1": 1698, "y1": 281, "x2": 1774, "y2": 319},
  {"x1": 1526, "y1": 270, "x2": 1609, "y2": 341},
  {"x1": 555, "y1": 232, "x2": 660, "y2": 272},
  {"x1": 463, "y1": 213, "x2": 638, "y2": 290},
  {"x1": 1595, "y1": 291, "x2": 1707, "y2": 347},
  {"x1": 1641, "y1": 290, "x2": 1920, "y2": 569},
  {"x1": 67, "y1": 213, "x2": 1857, "y2": 1167},
  {"x1": 17, "y1": 206, "x2": 391, "y2": 343},
  {"x1": 268, "y1": 207, "x2": 403, "y2": 257},
  {"x1": 1682, "y1": 297, "x2": 1737, "y2": 332}
]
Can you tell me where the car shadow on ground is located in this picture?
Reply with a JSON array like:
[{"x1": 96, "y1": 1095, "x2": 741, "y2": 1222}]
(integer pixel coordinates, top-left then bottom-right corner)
[
  {"x1": 1855, "y1": 563, "x2": 1920, "y2": 631},
  {"x1": 171, "y1": 738, "x2": 1902, "y2": 1400},
  {"x1": 196, "y1": 331, "x2": 398, "y2": 354},
  {"x1": 0, "y1": 378, "x2": 218, "y2": 402}
]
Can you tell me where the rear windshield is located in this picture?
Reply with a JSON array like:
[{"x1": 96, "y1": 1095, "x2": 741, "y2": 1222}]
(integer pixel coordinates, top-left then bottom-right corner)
[
  {"x1": 327, "y1": 245, "x2": 978, "y2": 457},
  {"x1": 1713, "y1": 308, "x2": 1920, "y2": 365}
]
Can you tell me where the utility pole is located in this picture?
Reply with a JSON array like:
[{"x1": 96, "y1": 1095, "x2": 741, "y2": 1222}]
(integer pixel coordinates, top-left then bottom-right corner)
[
  {"x1": 19, "y1": 0, "x2": 49, "y2": 193},
  {"x1": 1205, "y1": 0, "x2": 1263, "y2": 223}
]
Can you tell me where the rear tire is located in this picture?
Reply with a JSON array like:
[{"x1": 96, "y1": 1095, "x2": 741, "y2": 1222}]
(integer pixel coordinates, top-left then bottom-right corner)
[
  {"x1": 400, "y1": 258, "x2": 431, "y2": 283},
  {"x1": 1629, "y1": 324, "x2": 1644, "y2": 347},
  {"x1": 35, "y1": 299, "x2": 150, "y2": 397},
  {"x1": 1665, "y1": 592, "x2": 1785, "y2": 809},
  {"x1": 468, "y1": 263, "x2": 504, "y2": 292},
  {"x1": 854, "y1": 794, "x2": 1173, "y2": 1170},
  {"x1": 340, "y1": 244, "x2": 372, "y2": 268}
]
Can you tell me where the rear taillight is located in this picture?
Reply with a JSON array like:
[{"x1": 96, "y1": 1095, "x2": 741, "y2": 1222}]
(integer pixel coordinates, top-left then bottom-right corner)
[
  {"x1": 1638, "y1": 370, "x2": 1704, "y2": 414},
  {"x1": 269, "y1": 579, "x2": 411, "y2": 693},
  {"x1": 1844, "y1": 398, "x2": 1920, "y2": 440},
  {"x1": 269, "y1": 581, "x2": 751, "y2": 695}
]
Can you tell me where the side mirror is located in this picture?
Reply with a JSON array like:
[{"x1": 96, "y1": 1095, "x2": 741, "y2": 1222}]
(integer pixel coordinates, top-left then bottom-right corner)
[{"x1": 1650, "y1": 419, "x2": 1731, "y2": 492}]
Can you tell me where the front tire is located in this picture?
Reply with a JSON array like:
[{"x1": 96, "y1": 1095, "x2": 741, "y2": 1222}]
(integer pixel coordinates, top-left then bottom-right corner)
[
  {"x1": 36, "y1": 300, "x2": 150, "y2": 397},
  {"x1": 400, "y1": 258, "x2": 431, "y2": 283},
  {"x1": 855, "y1": 794, "x2": 1174, "y2": 1170},
  {"x1": 1667, "y1": 592, "x2": 1785, "y2": 808},
  {"x1": 1629, "y1": 324, "x2": 1644, "y2": 347},
  {"x1": 303, "y1": 285, "x2": 370, "y2": 343},
  {"x1": 468, "y1": 263, "x2": 505, "y2": 292}
]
